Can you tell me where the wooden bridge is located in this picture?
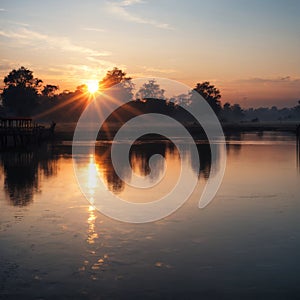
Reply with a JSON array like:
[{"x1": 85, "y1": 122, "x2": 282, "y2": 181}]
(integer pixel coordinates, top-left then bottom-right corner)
[{"x1": 0, "y1": 118, "x2": 55, "y2": 148}]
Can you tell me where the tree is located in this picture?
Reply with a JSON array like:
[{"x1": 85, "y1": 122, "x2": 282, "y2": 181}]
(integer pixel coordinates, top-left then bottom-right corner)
[
  {"x1": 75, "y1": 84, "x2": 88, "y2": 94},
  {"x1": 42, "y1": 84, "x2": 59, "y2": 98},
  {"x1": 220, "y1": 102, "x2": 232, "y2": 121},
  {"x1": 99, "y1": 67, "x2": 131, "y2": 90},
  {"x1": 169, "y1": 93, "x2": 191, "y2": 107},
  {"x1": 192, "y1": 81, "x2": 222, "y2": 115},
  {"x1": 231, "y1": 104, "x2": 244, "y2": 120},
  {"x1": 2, "y1": 67, "x2": 42, "y2": 116},
  {"x1": 223, "y1": 102, "x2": 231, "y2": 112},
  {"x1": 136, "y1": 79, "x2": 165, "y2": 100},
  {"x1": 99, "y1": 67, "x2": 134, "y2": 104},
  {"x1": 293, "y1": 100, "x2": 300, "y2": 118},
  {"x1": 4, "y1": 66, "x2": 42, "y2": 88}
]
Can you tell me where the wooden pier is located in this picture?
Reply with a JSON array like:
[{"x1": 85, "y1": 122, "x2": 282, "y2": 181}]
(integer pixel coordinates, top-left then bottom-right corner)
[{"x1": 0, "y1": 118, "x2": 55, "y2": 148}]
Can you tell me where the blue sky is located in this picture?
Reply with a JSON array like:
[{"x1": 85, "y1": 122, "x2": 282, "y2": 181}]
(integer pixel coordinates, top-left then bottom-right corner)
[{"x1": 0, "y1": 0, "x2": 299, "y2": 107}]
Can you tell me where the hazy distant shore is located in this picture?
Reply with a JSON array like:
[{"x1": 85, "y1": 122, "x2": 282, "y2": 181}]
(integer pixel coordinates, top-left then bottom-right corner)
[
  {"x1": 222, "y1": 121, "x2": 299, "y2": 133},
  {"x1": 52, "y1": 121, "x2": 300, "y2": 141}
]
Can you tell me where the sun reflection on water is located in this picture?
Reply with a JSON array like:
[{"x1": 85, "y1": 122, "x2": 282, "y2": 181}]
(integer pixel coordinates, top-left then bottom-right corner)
[
  {"x1": 87, "y1": 205, "x2": 98, "y2": 245},
  {"x1": 87, "y1": 154, "x2": 99, "y2": 198},
  {"x1": 81, "y1": 204, "x2": 110, "y2": 278},
  {"x1": 85, "y1": 155, "x2": 100, "y2": 244}
]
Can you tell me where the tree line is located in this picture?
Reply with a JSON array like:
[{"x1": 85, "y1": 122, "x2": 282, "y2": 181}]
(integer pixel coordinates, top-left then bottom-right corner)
[{"x1": 0, "y1": 66, "x2": 299, "y2": 122}]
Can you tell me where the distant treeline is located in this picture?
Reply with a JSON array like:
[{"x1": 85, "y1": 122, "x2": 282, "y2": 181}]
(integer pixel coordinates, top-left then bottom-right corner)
[
  {"x1": 220, "y1": 103, "x2": 300, "y2": 123},
  {"x1": 0, "y1": 66, "x2": 300, "y2": 123}
]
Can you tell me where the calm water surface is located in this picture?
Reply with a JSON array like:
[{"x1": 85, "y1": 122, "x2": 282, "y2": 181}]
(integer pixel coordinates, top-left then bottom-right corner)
[{"x1": 0, "y1": 132, "x2": 300, "y2": 299}]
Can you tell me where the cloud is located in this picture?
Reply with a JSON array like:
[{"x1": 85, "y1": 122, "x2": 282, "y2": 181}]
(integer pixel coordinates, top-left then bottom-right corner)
[
  {"x1": 0, "y1": 27, "x2": 117, "y2": 89},
  {"x1": 217, "y1": 76, "x2": 300, "y2": 108},
  {"x1": 8, "y1": 21, "x2": 30, "y2": 27},
  {"x1": 0, "y1": 59, "x2": 20, "y2": 71},
  {"x1": 120, "y1": 0, "x2": 145, "y2": 6},
  {"x1": 0, "y1": 28, "x2": 111, "y2": 57},
  {"x1": 0, "y1": 30, "x2": 27, "y2": 39},
  {"x1": 144, "y1": 67, "x2": 177, "y2": 74},
  {"x1": 107, "y1": 1, "x2": 173, "y2": 30},
  {"x1": 82, "y1": 27, "x2": 106, "y2": 33},
  {"x1": 37, "y1": 63, "x2": 115, "y2": 88},
  {"x1": 0, "y1": 8, "x2": 7, "y2": 12},
  {"x1": 235, "y1": 76, "x2": 300, "y2": 86},
  {"x1": 86, "y1": 56, "x2": 116, "y2": 67}
]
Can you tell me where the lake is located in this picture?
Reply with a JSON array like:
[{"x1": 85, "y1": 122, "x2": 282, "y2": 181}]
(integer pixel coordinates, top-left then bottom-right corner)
[{"x1": 0, "y1": 132, "x2": 300, "y2": 299}]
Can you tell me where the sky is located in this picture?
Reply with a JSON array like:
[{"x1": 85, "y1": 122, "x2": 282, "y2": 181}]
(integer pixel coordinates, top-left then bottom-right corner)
[{"x1": 0, "y1": 0, "x2": 300, "y2": 107}]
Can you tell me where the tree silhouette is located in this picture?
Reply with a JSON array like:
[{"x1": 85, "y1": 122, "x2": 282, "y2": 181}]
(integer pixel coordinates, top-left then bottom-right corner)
[
  {"x1": 4, "y1": 66, "x2": 42, "y2": 88},
  {"x1": 136, "y1": 79, "x2": 165, "y2": 100},
  {"x1": 42, "y1": 84, "x2": 59, "y2": 98},
  {"x1": 220, "y1": 102, "x2": 232, "y2": 121},
  {"x1": 192, "y1": 81, "x2": 221, "y2": 115},
  {"x1": 231, "y1": 104, "x2": 244, "y2": 120},
  {"x1": 76, "y1": 84, "x2": 88, "y2": 93},
  {"x1": 2, "y1": 66, "x2": 42, "y2": 116},
  {"x1": 99, "y1": 67, "x2": 131, "y2": 89},
  {"x1": 223, "y1": 102, "x2": 231, "y2": 112},
  {"x1": 99, "y1": 67, "x2": 134, "y2": 105}
]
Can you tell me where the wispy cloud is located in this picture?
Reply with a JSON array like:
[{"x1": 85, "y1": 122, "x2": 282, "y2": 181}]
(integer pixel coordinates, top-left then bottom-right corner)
[
  {"x1": 0, "y1": 29, "x2": 27, "y2": 39},
  {"x1": 0, "y1": 59, "x2": 23, "y2": 71},
  {"x1": 36, "y1": 63, "x2": 115, "y2": 89},
  {"x1": 0, "y1": 28, "x2": 122, "y2": 89},
  {"x1": 0, "y1": 8, "x2": 7, "y2": 12},
  {"x1": 8, "y1": 21, "x2": 30, "y2": 27},
  {"x1": 0, "y1": 27, "x2": 111, "y2": 57},
  {"x1": 235, "y1": 76, "x2": 300, "y2": 86},
  {"x1": 129, "y1": 66, "x2": 177, "y2": 79},
  {"x1": 107, "y1": 1, "x2": 173, "y2": 30},
  {"x1": 144, "y1": 67, "x2": 177, "y2": 74},
  {"x1": 120, "y1": 0, "x2": 145, "y2": 6},
  {"x1": 82, "y1": 27, "x2": 106, "y2": 33},
  {"x1": 217, "y1": 76, "x2": 300, "y2": 108}
]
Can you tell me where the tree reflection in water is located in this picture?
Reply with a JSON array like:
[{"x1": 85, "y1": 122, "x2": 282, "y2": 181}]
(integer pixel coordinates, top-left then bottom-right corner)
[
  {"x1": 94, "y1": 135, "x2": 213, "y2": 194},
  {"x1": 0, "y1": 144, "x2": 58, "y2": 206}
]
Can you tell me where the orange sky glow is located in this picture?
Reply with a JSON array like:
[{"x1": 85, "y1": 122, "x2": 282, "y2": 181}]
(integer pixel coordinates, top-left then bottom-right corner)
[{"x1": 0, "y1": 0, "x2": 299, "y2": 108}]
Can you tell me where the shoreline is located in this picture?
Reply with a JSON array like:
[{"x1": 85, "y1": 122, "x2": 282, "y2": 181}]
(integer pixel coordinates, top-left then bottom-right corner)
[{"x1": 52, "y1": 121, "x2": 300, "y2": 141}]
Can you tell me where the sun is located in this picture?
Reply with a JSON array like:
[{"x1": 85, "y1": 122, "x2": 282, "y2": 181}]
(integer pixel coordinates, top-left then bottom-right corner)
[{"x1": 86, "y1": 80, "x2": 99, "y2": 94}]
